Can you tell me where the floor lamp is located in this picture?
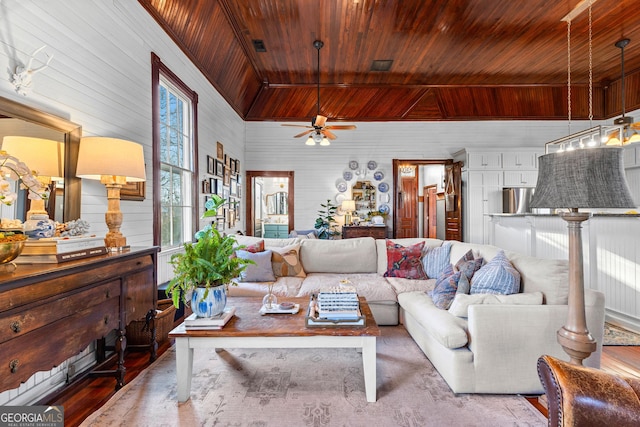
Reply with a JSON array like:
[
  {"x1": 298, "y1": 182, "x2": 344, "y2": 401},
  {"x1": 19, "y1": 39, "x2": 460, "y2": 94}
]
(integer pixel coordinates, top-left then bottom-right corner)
[
  {"x1": 1, "y1": 136, "x2": 64, "y2": 219},
  {"x1": 530, "y1": 146, "x2": 635, "y2": 365},
  {"x1": 76, "y1": 137, "x2": 146, "y2": 251}
]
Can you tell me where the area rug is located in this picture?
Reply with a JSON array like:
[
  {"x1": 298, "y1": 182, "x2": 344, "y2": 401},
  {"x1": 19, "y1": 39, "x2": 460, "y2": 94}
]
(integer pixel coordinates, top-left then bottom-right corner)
[
  {"x1": 81, "y1": 326, "x2": 546, "y2": 426},
  {"x1": 603, "y1": 323, "x2": 640, "y2": 346}
]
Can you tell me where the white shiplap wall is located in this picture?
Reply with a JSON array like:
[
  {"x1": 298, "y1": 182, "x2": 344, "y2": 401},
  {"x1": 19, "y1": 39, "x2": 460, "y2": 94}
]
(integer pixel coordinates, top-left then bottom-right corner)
[{"x1": 0, "y1": 0, "x2": 244, "y2": 404}]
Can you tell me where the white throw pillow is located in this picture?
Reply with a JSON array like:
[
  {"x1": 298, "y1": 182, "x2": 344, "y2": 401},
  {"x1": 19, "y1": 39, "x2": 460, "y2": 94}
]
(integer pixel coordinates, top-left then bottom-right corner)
[{"x1": 448, "y1": 291, "x2": 543, "y2": 318}]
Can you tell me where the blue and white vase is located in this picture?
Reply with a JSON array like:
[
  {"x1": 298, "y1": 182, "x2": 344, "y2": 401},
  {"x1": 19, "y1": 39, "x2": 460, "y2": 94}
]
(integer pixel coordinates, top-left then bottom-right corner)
[
  {"x1": 23, "y1": 214, "x2": 55, "y2": 239},
  {"x1": 191, "y1": 284, "x2": 227, "y2": 318}
]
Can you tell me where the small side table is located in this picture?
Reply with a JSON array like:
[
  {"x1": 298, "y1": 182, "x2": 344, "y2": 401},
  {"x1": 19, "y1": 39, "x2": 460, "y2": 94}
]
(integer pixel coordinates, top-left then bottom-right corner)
[{"x1": 342, "y1": 225, "x2": 387, "y2": 239}]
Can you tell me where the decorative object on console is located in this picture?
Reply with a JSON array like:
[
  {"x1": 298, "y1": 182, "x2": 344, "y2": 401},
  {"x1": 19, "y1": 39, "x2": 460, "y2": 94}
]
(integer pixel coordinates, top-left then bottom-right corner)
[
  {"x1": 76, "y1": 137, "x2": 146, "y2": 251},
  {"x1": 1, "y1": 136, "x2": 62, "y2": 219},
  {"x1": 23, "y1": 214, "x2": 55, "y2": 239},
  {"x1": 531, "y1": 147, "x2": 635, "y2": 365},
  {"x1": 341, "y1": 199, "x2": 356, "y2": 226}
]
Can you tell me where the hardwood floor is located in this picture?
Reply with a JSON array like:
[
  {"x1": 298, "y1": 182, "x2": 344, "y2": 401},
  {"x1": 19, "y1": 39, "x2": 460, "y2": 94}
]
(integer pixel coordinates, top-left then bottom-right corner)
[{"x1": 44, "y1": 342, "x2": 640, "y2": 426}]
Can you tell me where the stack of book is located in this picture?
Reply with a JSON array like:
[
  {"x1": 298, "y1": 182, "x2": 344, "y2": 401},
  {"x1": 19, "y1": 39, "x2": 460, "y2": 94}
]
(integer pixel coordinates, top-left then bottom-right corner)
[
  {"x1": 184, "y1": 306, "x2": 236, "y2": 330},
  {"x1": 317, "y1": 285, "x2": 360, "y2": 320},
  {"x1": 15, "y1": 235, "x2": 107, "y2": 263}
]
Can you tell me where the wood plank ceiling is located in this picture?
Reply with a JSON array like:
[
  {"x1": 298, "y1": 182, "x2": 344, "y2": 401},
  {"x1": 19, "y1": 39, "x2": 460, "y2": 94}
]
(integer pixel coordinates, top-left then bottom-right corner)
[{"x1": 139, "y1": 0, "x2": 640, "y2": 123}]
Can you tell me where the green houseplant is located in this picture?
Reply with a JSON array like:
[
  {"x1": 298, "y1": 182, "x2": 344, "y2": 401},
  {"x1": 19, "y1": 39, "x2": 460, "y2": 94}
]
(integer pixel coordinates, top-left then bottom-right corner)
[
  {"x1": 314, "y1": 199, "x2": 339, "y2": 239},
  {"x1": 166, "y1": 195, "x2": 253, "y2": 317}
]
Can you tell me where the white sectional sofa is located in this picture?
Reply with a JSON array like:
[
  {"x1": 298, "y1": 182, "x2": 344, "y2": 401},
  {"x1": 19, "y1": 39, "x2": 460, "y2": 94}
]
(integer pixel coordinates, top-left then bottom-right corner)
[{"x1": 230, "y1": 235, "x2": 605, "y2": 395}]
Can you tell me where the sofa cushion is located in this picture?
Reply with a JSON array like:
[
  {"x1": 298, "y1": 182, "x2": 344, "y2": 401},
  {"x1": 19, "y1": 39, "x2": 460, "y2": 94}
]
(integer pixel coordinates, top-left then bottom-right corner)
[
  {"x1": 228, "y1": 277, "x2": 304, "y2": 298},
  {"x1": 448, "y1": 291, "x2": 544, "y2": 318},
  {"x1": 243, "y1": 240, "x2": 265, "y2": 253},
  {"x1": 300, "y1": 237, "x2": 377, "y2": 273},
  {"x1": 385, "y1": 277, "x2": 437, "y2": 295},
  {"x1": 422, "y1": 241, "x2": 452, "y2": 279},
  {"x1": 454, "y1": 250, "x2": 484, "y2": 280},
  {"x1": 429, "y1": 265, "x2": 461, "y2": 310},
  {"x1": 270, "y1": 244, "x2": 306, "y2": 278},
  {"x1": 236, "y1": 249, "x2": 275, "y2": 282},
  {"x1": 470, "y1": 250, "x2": 521, "y2": 295},
  {"x1": 296, "y1": 273, "x2": 397, "y2": 302},
  {"x1": 376, "y1": 238, "x2": 443, "y2": 275},
  {"x1": 235, "y1": 235, "x2": 299, "y2": 248},
  {"x1": 383, "y1": 240, "x2": 427, "y2": 279},
  {"x1": 398, "y1": 291, "x2": 469, "y2": 349}
]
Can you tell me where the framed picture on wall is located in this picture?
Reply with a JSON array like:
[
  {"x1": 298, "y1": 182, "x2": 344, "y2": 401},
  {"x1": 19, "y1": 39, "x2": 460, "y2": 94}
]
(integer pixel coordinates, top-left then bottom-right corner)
[
  {"x1": 235, "y1": 159, "x2": 240, "y2": 175},
  {"x1": 230, "y1": 158, "x2": 236, "y2": 175},
  {"x1": 230, "y1": 177, "x2": 238, "y2": 197},
  {"x1": 209, "y1": 178, "x2": 217, "y2": 194},
  {"x1": 216, "y1": 217, "x2": 224, "y2": 232},
  {"x1": 216, "y1": 141, "x2": 224, "y2": 160},
  {"x1": 207, "y1": 155, "x2": 215, "y2": 175},
  {"x1": 202, "y1": 179, "x2": 210, "y2": 194},
  {"x1": 216, "y1": 179, "x2": 224, "y2": 196},
  {"x1": 121, "y1": 182, "x2": 145, "y2": 201},
  {"x1": 223, "y1": 167, "x2": 231, "y2": 186},
  {"x1": 215, "y1": 160, "x2": 224, "y2": 178}
]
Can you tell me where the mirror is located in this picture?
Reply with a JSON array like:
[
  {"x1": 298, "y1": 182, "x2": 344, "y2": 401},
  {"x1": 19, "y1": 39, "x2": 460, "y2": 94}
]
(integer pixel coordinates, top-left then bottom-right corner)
[
  {"x1": 352, "y1": 181, "x2": 376, "y2": 211},
  {"x1": 266, "y1": 191, "x2": 288, "y2": 215},
  {"x1": 0, "y1": 96, "x2": 81, "y2": 221}
]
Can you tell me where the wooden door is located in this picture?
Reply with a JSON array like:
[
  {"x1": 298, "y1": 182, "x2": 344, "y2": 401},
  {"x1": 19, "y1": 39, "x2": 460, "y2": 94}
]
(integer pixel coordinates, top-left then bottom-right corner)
[
  {"x1": 444, "y1": 162, "x2": 463, "y2": 241},
  {"x1": 395, "y1": 165, "x2": 418, "y2": 238},
  {"x1": 423, "y1": 185, "x2": 437, "y2": 238}
]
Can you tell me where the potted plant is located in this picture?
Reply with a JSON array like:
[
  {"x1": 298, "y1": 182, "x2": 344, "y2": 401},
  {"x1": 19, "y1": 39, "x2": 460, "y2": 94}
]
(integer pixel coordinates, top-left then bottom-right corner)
[
  {"x1": 166, "y1": 195, "x2": 253, "y2": 317},
  {"x1": 314, "y1": 199, "x2": 339, "y2": 239}
]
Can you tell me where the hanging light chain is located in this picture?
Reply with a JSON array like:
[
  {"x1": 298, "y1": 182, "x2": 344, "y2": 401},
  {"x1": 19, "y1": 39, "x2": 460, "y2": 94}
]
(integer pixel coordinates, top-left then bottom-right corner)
[
  {"x1": 567, "y1": 19, "x2": 572, "y2": 134},
  {"x1": 588, "y1": 0, "x2": 593, "y2": 125}
]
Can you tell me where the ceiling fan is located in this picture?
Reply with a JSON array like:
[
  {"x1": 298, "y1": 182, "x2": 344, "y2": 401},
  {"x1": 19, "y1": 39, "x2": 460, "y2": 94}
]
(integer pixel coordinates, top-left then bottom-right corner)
[{"x1": 282, "y1": 40, "x2": 356, "y2": 145}]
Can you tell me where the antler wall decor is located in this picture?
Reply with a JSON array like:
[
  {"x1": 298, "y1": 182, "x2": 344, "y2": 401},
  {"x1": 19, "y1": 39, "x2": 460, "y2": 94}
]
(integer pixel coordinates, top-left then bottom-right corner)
[{"x1": 11, "y1": 45, "x2": 54, "y2": 96}]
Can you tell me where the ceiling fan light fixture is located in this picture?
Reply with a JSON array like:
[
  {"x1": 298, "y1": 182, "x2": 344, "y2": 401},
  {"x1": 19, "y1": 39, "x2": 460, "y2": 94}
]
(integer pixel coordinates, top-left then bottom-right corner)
[
  {"x1": 320, "y1": 137, "x2": 330, "y2": 146},
  {"x1": 312, "y1": 132, "x2": 323, "y2": 144},
  {"x1": 305, "y1": 136, "x2": 315, "y2": 146}
]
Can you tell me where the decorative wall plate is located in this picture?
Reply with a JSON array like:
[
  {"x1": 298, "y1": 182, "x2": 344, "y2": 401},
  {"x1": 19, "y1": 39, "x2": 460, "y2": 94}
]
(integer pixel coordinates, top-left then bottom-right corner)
[
  {"x1": 336, "y1": 181, "x2": 348, "y2": 192},
  {"x1": 378, "y1": 204, "x2": 390, "y2": 214},
  {"x1": 336, "y1": 193, "x2": 347, "y2": 204},
  {"x1": 349, "y1": 161, "x2": 359, "y2": 170},
  {"x1": 343, "y1": 171, "x2": 353, "y2": 181},
  {"x1": 367, "y1": 160, "x2": 377, "y2": 170},
  {"x1": 373, "y1": 171, "x2": 384, "y2": 181},
  {"x1": 378, "y1": 182, "x2": 389, "y2": 193},
  {"x1": 379, "y1": 193, "x2": 390, "y2": 203}
]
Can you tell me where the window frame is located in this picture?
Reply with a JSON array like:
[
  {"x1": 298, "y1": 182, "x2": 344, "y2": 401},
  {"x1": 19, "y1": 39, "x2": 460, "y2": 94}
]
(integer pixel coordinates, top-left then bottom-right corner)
[{"x1": 151, "y1": 52, "x2": 199, "y2": 249}]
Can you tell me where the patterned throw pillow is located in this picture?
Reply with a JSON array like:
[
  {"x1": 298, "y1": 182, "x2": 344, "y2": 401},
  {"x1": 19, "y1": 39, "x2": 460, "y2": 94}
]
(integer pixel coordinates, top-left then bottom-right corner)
[
  {"x1": 236, "y1": 249, "x2": 275, "y2": 282},
  {"x1": 470, "y1": 250, "x2": 521, "y2": 295},
  {"x1": 454, "y1": 250, "x2": 484, "y2": 281},
  {"x1": 270, "y1": 243, "x2": 306, "y2": 278},
  {"x1": 383, "y1": 240, "x2": 427, "y2": 280},
  {"x1": 428, "y1": 264, "x2": 462, "y2": 310},
  {"x1": 422, "y1": 241, "x2": 452, "y2": 279}
]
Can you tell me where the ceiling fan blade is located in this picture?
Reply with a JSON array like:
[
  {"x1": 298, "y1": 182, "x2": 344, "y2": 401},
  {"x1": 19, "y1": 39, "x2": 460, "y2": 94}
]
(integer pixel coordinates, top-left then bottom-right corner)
[
  {"x1": 293, "y1": 129, "x2": 313, "y2": 138},
  {"x1": 325, "y1": 125, "x2": 357, "y2": 130},
  {"x1": 281, "y1": 124, "x2": 313, "y2": 128},
  {"x1": 322, "y1": 129, "x2": 337, "y2": 140},
  {"x1": 314, "y1": 115, "x2": 327, "y2": 128}
]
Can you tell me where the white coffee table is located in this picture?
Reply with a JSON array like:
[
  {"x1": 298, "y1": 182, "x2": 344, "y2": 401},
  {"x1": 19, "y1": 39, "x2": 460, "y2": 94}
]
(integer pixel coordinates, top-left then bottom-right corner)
[{"x1": 169, "y1": 296, "x2": 380, "y2": 402}]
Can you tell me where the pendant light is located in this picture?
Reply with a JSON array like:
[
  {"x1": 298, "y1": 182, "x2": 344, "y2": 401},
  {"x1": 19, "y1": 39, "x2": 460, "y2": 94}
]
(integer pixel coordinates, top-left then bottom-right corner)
[{"x1": 606, "y1": 39, "x2": 640, "y2": 145}]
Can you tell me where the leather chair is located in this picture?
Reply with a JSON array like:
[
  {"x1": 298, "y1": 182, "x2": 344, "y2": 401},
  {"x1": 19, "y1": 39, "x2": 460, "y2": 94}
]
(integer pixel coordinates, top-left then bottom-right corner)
[{"x1": 537, "y1": 355, "x2": 640, "y2": 426}]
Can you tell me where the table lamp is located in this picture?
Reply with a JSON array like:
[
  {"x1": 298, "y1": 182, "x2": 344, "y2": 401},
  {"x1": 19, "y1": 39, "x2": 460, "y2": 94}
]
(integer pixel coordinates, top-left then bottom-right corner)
[
  {"x1": 342, "y1": 200, "x2": 356, "y2": 226},
  {"x1": 76, "y1": 137, "x2": 146, "y2": 250},
  {"x1": 530, "y1": 146, "x2": 635, "y2": 365},
  {"x1": 1, "y1": 136, "x2": 64, "y2": 219}
]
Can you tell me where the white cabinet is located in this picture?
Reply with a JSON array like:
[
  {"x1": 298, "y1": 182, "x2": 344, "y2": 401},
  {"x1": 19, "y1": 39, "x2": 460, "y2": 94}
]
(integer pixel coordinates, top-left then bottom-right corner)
[
  {"x1": 466, "y1": 170, "x2": 502, "y2": 244},
  {"x1": 503, "y1": 171, "x2": 538, "y2": 187},
  {"x1": 502, "y1": 151, "x2": 541, "y2": 169},
  {"x1": 467, "y1": 152, "x2": 502, "y2": 169},
  {"x1": 624, "y1": 145, "x2": 640, "y2": 168}
]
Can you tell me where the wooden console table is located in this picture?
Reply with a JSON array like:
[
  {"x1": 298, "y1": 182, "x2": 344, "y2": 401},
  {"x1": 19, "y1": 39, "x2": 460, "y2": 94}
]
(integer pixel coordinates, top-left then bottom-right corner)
[
  {"x1": 0, "y1": 246, "x2": 158, "y2": 393},
  {"x1": 342, "y1": 225, "x2": 387, "y2": 239}
]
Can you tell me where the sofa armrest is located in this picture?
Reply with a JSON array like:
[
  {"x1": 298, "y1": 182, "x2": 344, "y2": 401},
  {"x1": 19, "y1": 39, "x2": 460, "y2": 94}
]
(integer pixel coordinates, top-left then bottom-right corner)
[{"x1": 466, "y1": 289, "x2": 605, "y2": 393}]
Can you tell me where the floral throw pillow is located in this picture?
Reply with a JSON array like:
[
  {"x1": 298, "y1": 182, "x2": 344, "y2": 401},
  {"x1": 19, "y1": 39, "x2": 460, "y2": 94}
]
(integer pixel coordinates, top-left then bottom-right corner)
[
  {"x1": 383, "y1": 240, "x2": 427, "y2": 280},
  {"x1": 428, "y1": 264, "x2": 462, "y2": 310},
  {"x1": 270, "y1": 243, "x2": 306, "y2": 278}
]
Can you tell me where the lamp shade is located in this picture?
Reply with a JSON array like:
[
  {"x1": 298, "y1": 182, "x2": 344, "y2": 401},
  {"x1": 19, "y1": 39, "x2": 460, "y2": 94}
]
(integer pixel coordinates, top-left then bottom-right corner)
[
  {"x1": 530, "y1": 147, "x2": 635, "y2": 209},
  {"x1": 76, "y1": 137, "x2": 146, "y2": 181},
  {"x1": 341, "y1": 200, "x2": 356, "y2": 212},
  {"x1": 1, "y1": 136, "x2": 64, "y2": 180}
]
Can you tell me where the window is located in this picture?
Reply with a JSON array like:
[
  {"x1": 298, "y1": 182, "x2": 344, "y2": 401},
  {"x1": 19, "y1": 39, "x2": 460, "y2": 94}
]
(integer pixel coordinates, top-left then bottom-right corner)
[{"x1": 152, "y1": 53, "x2": 198, "y2": 249}]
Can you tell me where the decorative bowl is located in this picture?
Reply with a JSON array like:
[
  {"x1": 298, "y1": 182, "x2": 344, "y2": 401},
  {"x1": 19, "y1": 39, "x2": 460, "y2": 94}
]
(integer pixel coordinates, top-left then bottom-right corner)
[{"x1": 0, "y1": 241, "x2": 26, "y2": 264}]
